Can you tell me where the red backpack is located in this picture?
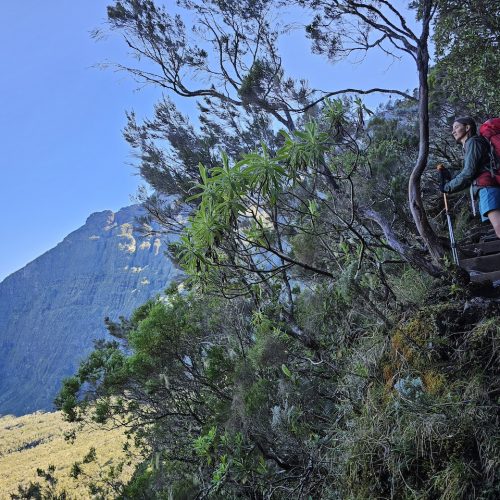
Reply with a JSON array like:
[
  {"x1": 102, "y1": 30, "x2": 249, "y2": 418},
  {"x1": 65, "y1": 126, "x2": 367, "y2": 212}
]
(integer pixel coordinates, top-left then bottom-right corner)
[{"x1": 476, "y1": 118, "x2": 500, "y2": 187}]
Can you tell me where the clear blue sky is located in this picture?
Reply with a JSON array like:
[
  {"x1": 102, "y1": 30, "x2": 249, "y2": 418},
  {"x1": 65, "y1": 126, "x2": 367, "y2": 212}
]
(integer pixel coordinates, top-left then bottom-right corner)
[
  {"x1": 0, "y1": 1, "x2": 417, "y2": 282},
  {"x1": 0, "y1": 1, "x2": 161, "y2": 281}
]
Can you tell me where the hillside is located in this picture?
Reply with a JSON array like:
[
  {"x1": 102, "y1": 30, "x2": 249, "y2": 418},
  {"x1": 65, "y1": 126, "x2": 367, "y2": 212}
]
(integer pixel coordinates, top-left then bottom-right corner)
[
  {"x1": 0, "y1": 204, "x2": 182, "y2": 416},
  {"x1": 3, "y1": 0, "x2": 500, "y2": 496},
  {"x1": 0, "y1": 411, "x2": 137, "y2": 498}
]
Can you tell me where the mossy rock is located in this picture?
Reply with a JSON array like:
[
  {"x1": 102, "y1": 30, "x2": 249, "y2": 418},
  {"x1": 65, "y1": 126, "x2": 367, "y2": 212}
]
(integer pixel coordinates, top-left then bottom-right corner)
[{"x1": 390, "y1": 306, "x2": 453, "y2": 369}]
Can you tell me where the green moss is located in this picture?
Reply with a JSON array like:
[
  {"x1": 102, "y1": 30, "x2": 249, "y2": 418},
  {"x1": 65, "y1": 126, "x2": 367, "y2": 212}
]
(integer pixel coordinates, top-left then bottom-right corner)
[{"x1": 422, "y1": 370, "x2": 446, "y2": 395}]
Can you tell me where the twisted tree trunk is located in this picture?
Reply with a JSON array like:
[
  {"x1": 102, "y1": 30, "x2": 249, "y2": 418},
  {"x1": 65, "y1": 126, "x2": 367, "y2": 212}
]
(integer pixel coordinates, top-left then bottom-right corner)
[{"x1": 408, "y1": 1, "x2": 446, "y2": 264}]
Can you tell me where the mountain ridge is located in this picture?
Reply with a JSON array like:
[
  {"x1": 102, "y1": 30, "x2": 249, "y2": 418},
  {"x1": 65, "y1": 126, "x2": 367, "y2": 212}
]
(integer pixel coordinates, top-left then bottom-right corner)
[{"x1": 0, "y1": 203, "x2": 182, "y2": 416}]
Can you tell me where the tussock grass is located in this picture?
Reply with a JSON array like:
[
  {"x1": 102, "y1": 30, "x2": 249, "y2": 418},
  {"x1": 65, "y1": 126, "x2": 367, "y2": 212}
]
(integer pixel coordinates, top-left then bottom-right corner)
[
  {"x1": 331, "y1": 295, "x2": 500, "y2": 499},
  {"x1": 0, "y1": 411, "x2": 137, "y2": 498}
]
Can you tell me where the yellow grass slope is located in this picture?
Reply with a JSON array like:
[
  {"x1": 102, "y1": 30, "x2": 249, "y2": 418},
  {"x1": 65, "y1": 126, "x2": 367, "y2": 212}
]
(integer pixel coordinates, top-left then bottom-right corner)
[{"x1": 0, "y1": 411, "x2": 137, "y2": 498}]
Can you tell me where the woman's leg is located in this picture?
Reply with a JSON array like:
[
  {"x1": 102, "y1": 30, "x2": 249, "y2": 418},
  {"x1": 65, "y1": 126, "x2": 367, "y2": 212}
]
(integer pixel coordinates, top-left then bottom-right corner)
[
  {"x1": 479, "y1": 188, "x2": 500, "y2": 238},
  {"x1": 488, "y1": 209, "x2": 500, "y2": 238}
]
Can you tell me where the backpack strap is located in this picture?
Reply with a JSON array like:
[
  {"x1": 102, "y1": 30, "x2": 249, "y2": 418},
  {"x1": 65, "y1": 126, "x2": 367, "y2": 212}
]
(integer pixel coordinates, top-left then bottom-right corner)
[{"x1": 489, "y1": 139, "x2": 500, "y2": 172}]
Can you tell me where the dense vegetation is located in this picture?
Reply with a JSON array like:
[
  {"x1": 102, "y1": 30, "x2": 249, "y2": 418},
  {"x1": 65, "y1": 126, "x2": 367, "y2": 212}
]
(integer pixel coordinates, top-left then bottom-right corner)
[{"x1": 40, "y1": 0, "x2": 500, "y2": 498}]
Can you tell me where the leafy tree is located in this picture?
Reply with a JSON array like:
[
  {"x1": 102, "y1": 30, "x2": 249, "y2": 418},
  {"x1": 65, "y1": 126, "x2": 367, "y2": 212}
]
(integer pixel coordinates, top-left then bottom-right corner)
[
  {"x1": 53, "y1": 1, "x2": 500, "y2": 497},
  {"x1": 431, "y1": 0, "x2": 500, "y2": 115},
  {"x1": 56, "y1": 266, "x2": 500, "y2": 498},
  {"x1": 55, "y1": 108, "x2": 447, "y2": 496},
  {"x1": 295, "y1": 0, "x2": 448, "y2": 261},
  {"x1": 100, "y1": 0, "x2": 452, "y2": 274}
]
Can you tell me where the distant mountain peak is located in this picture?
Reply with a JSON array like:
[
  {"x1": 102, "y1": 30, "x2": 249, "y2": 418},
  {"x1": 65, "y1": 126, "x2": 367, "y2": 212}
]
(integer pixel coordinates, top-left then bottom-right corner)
[{"x1": 0, "y1": 203, "x2": 182, "y2": 416}]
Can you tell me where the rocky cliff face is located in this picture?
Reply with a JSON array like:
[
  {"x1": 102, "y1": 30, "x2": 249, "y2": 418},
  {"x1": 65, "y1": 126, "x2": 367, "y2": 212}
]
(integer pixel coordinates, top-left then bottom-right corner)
[{"x1": 0, "y1": 204, "x2": 183, "y2": 416}]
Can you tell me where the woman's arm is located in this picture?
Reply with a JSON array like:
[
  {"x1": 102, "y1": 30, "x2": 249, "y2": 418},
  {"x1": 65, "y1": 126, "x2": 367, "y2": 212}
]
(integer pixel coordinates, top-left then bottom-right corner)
[{"x1": 444, "y1": 137, "x2": 485, "y2": 193}]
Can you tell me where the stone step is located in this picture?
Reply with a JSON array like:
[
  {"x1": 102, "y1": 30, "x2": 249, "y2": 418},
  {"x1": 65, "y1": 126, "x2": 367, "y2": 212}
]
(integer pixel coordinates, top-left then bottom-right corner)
[
  {"x1": 460, "y1": 253, "x2": 500, "y2": 273},
  {"x1": 460, "y1": 239, "x2": 500, "y2": 256},
  {"x1": 481, "y1": 234, "x2": 499, "y2": 243},
  {"x1": 469, "y1": 269, "x2": 500, "y2": 284},
  {"x1": 462, "y1": 226, "x2": 496, "y2": 243}
]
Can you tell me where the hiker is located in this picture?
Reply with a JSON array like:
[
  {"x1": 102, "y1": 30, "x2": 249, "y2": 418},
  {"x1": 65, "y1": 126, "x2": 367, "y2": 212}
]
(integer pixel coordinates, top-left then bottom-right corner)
[{"x1": 439, "y1": 116, "x2": 500, "y2": 238}]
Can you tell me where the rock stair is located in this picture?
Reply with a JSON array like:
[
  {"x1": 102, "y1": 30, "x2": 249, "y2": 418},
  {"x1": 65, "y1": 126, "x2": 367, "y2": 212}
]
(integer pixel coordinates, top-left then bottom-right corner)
[{"x1": 458, "y1": 238, "x2": 500, "y2": 284}]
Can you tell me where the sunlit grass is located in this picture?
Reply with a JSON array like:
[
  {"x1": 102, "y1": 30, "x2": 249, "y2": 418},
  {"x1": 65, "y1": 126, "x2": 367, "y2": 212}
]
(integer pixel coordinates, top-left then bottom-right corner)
[{"x1": 0, "y1": 411, "x2": 138, "y2": 498}]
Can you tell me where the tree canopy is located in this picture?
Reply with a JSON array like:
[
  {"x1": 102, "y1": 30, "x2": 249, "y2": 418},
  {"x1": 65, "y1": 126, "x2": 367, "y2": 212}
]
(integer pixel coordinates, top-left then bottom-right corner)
[{"x1": 48, "y1": 1, "x2": 500, "y2": 498}]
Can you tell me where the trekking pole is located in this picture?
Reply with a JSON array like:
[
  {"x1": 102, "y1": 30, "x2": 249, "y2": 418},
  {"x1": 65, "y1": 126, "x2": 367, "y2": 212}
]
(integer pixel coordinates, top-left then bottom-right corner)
[
  {"x1": 469, "y1": 185, "x2": 477, "y2": 217},
  {"x1": 437, "y1": 164, "x2": 460, "y2": 265},
  {"x1": 442, "y1": 192, "x2": 460, "y2": 265}
]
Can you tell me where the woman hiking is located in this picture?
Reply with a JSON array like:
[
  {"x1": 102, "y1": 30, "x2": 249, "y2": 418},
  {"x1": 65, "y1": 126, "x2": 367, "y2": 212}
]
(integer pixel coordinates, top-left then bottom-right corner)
[{"x1": 440, "y1": 116, "x2": 500, "y2": 238}]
